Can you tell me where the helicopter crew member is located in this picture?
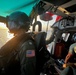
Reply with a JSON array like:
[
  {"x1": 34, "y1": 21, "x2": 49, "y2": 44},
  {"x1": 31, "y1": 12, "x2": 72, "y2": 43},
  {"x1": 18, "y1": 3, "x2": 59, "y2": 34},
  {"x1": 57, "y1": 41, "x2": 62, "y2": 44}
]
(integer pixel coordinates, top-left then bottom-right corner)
[{"x1": 0, "y1": 11, "x2": 36, "y2": 75}]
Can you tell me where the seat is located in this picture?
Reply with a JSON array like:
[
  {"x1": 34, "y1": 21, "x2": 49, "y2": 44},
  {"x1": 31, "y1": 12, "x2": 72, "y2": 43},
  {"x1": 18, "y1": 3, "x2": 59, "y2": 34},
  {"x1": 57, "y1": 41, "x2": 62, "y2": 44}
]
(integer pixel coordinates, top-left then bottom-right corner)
[
  {"x1": 35, "y1": 32, "x2": 46, "y2": 51},
  {"x1": 34, "y1": 32, "x2": 51, "y2": 74}
]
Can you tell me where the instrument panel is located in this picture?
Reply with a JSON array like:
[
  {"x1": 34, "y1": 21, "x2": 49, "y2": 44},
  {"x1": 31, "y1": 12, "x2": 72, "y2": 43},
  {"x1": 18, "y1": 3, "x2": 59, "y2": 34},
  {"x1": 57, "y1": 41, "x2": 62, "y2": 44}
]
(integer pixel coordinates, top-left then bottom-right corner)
[{"x1": 52, "y1": 17, "x2": 75, "y2": 29}]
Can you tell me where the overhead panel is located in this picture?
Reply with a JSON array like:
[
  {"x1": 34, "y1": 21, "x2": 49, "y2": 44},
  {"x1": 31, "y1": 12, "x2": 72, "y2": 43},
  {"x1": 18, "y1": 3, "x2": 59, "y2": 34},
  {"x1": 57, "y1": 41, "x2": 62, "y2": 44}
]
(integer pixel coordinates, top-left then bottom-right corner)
[{"x1": 65, "y1": 4, "x2": 76, "y2": 13}]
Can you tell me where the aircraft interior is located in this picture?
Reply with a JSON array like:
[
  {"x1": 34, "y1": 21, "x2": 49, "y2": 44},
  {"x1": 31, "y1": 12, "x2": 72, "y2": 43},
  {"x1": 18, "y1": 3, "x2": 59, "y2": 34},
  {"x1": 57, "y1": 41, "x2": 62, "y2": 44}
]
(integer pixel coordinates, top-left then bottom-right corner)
[{"x1": 0, "y1": 0, "x2": 76, "y2": 75}]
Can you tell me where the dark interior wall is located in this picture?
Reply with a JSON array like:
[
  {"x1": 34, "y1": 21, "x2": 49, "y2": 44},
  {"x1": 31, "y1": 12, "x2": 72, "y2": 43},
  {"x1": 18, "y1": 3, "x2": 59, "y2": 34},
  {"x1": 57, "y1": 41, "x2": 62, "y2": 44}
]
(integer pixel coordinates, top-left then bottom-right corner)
[{"x1": 43, "y1": 0, "x2": 71, "y2": 6}]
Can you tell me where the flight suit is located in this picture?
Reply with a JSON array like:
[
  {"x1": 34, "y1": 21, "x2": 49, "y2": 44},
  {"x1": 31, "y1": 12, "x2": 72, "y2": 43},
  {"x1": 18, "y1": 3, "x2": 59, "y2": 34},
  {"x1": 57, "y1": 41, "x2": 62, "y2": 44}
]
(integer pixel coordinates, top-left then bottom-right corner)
[
  {"x1": 65, "y1": 43, "x2": 76, "y2": 63},
  {"x1": 61, "y1": 43, "x2": 76, "y2": 75},
  {"x1": 69, "y1": 43, "x2": 76, "y2": 55},
  {"x1": 60, "y1": 66, "x2": 76, "y2": 75},
  {"x1": 19, "y1": 39, "x2": 36, "y2": 75},
  {"x1": 0, "y1": 33, "x2": 36, "y2": 75}
]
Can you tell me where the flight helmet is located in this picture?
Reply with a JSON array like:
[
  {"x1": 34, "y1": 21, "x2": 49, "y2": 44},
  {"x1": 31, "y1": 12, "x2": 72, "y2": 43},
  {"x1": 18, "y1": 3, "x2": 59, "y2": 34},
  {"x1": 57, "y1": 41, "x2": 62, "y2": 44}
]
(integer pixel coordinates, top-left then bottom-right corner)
[{"x1": 7, "y1": 11, "x2": 30, "y2": 33}]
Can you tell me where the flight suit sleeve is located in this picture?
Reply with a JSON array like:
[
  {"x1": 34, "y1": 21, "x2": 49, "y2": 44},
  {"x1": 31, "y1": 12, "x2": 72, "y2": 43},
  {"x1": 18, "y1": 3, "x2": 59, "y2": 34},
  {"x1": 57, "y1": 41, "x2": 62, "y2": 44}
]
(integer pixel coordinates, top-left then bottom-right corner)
[
  {"x1": 18, "y1": 40, "x2": 36, "y2": 75},
  {"x1": 68, "y1": 44, "x2": 75, "y2": 55},
  {"x1": 64, "y1": 44, "x2": 75, "y2": 63}
]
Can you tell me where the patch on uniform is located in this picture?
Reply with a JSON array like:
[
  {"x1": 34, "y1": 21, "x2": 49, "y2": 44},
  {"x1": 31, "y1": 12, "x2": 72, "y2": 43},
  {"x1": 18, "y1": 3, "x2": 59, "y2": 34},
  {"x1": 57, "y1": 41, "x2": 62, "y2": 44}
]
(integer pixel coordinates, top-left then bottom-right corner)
[
  {"x1": 74, "y1": 46, "x2": 76, "y2": 53},
  {"x1": 29, "y1": 42, "x2": 32, "y2": 45},
  {"x1": 26, "y1": 50, "x2": 35, "y2": 57}
]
